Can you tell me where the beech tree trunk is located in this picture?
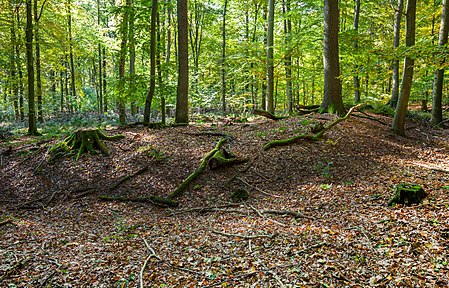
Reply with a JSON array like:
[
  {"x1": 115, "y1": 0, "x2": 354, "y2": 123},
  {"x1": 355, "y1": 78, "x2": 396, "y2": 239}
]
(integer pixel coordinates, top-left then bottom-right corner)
[
  {"x1": 34, "y1": 0, "x2": 43, "y2": 121},
  {"x1": 392, "y1": 0, "x2": 416, "y2": 136},
  {"x1": 26, "y1": 0, "x2": 38, "y2": 135},
  {"x1": 221, "y1": 0, "x2": 228, "y2": 114},
  {"x1": 144, "y1": 0, "x2": 157, "y2": 123},
  {"x1": 353, "y1": 0, "x2": 361, "y2": 103},
  {"x1": 431, "y1": 0, "x2": 449, "y2": 126},
  {"x1": 266, "y1": 0, "x2": 275, "y2": 114},
  {"x1": 283, "y1": 0, "x2": 293, "y2": 113},
  {"x1": 390, "y1": 0, "x2": 404, "y2": 108},
  {"x1": 68, "y1": 0, "x2": 76, "y2": 112},
  {"x1": 322, "y1": 0, "x2": 346, "y2": 115},
  {"x1": 175, "y1": 0, "x2": 189, "y2": 124}
]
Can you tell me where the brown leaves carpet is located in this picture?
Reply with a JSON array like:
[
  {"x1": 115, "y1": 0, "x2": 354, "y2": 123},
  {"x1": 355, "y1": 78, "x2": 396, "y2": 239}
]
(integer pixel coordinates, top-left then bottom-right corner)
[{"x1": 1, "y1": 113, "x2": 448, "y2": 287}]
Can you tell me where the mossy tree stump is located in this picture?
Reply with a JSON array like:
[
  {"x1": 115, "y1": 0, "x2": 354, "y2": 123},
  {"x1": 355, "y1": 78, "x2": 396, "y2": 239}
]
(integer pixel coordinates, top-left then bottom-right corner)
[
  {"x1": 389, "y1": 183, "x2": 428, "y2": 206},
  {"x1": 50, "y1": 128, "x2": 124, "y2": 161}
]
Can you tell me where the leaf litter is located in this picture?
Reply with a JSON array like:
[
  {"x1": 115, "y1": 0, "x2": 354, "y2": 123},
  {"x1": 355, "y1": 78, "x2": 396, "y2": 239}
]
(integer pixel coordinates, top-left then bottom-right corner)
[{"x1": 0, "y1": 113, "x2": 448, "y2": 287}]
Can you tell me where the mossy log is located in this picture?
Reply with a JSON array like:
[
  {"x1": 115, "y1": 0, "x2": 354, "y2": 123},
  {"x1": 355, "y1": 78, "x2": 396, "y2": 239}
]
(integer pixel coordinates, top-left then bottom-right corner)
[
  {"x1": 99, "y1": 195, "x2": 179, "y2": 207},
  {"x1": 208, "y1": 149, "x2": 248, "y2": 170},
  {"x1": 168, "y1": 138, "x2": 227, "y2": 199},
  {"x1": 254, "y1": 109, "x2": 288, "y2": 120},
  {"x1": 49, "y1": 128, "x2": 124, "y2": 161},
  {"x1": 389, "y1": 183, "x2": 428, "y2": 206},
  {"x1": 263, "y1": 104, "x2": 362, "y2": 150}
]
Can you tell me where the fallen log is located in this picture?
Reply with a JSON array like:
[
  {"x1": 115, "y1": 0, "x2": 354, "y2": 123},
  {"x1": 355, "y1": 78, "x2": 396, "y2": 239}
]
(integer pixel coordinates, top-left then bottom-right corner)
[
  {"x1": 168, "y1": 138, "x2": 227, "y2": 199},
  {"x1": 99, "y1": 195, "x2": 179, "y2": 208},
  {"x1": 254, "y1": 109, "x2": 288, "y2": 120},
  {"x1": 263, "y1": 104, "x2": 362, "y2": 150}
]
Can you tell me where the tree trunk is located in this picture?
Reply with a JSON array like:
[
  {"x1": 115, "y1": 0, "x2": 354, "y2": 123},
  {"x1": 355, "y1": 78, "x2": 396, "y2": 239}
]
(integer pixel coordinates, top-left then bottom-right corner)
[
  {"x1": 392, "y1": 0, "x2": 416, "y2": 136},
  {"x1": 353, "y1": 0, "x2": 361, "y2": 103},
  {"x1": 97, "y1": 0, "x2": 103, "y2": 114},
  {"x1": 68, "y1": 0, "x2": 76, "y2": 112},
  {"x1": 321, "y1": 0, "x2": 346, "y2": 115},
  {"x1": 129, "y1": 0, "x2": 136, "y2": 115},
  {"x1": 431, "y1": 0, "x2": 449, "y2": 126},
  {"x1": 102, "y1": 46, "x2": 107, "y2": 112},
  {"x1": 34, "y1": 0, "x2": 43, "y2": 121},
  {"x1": 10, "y1": 7, "x2": 19, "y2": 120},
  {"x1": 15, "y1": 7, "x2": 25, "y2": 121},
  {"x1": 118, "y1": 0, "x2": 130, "y2": 125},
  {"x1": 221, "y1": 0, "x2": 228, "y2": 114},
  {"x1": 144, "y1": 0, "x2": 157, "y2": 123},
  {"x1": 175, "y1": 0, "x2": 189, "y2": 124},
  {"x1": 266, "y1": 0, "x2": 275, "y2": 114},
  {"x1": 283, "y1": 0, "x2": 293, "y2": 113},
  {"x1": 26, "y1": 0, "x2": 38, "y2": 135},
  {"x1": 390, "y1": 0, "x2": 404, "y2": 108}
]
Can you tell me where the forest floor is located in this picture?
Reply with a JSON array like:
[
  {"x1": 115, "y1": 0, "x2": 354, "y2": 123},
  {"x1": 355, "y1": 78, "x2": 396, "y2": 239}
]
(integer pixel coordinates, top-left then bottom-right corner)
[{"x1": 1, "y1": 111, "x2": 449, "y2": 287}]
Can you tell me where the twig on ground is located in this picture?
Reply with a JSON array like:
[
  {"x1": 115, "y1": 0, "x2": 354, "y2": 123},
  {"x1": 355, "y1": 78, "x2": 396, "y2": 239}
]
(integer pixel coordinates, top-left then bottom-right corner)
[
  {"x1": 236, "y1": 177, "x2": 281, "y2": 198},
  {"x1": 210, "y1": 229, "x2": 277, "y2": 239},
  {"x1": 39, "y1": 270, "x2": 56, "y2": 288},
  {"x1": 71, "y1": 188, "x2": 96, "y2": 199},
  {"x1": 260, "y1": 209, "x2": 313, "y2": 220},
  {"x1": 110, "y1": 165, "x2": 148, "y2": 191},
  {"x1": 353, "y1": 111, "x2": 389, "y2": 126},
  {"x1": 140, "y1": 238, "x2": 161, "y2": 288},
  {"x1": 247, "y1": 205, "x2": 286, "y2": 227}
]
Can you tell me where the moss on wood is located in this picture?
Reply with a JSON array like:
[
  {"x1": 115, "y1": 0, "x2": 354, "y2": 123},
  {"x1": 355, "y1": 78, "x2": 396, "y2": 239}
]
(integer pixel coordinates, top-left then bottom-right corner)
[
  {"x1": 388, "y1": 183, "x2": 428, "y2": 206},
  {"x1": 168, "y1": 138, "x2": 227, "y2": 199},
  {"x1": 49, "y1": 128, "x2": 124, "y2": 161}
]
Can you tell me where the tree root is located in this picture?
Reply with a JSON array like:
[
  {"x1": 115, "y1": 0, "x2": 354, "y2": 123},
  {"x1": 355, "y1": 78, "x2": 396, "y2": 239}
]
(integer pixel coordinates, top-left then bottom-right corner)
[
  {"x1": 254, "y1": 109, "x2": 288, "y2": 120},
  {"x1": 99, "y1": 195, "x2": 179, "y2": 207},
  {"x1": 168, "y1": 138, "x2": 227, "y2": 199},
  {"x1": 110, "y1": 166, "x2": 149, "y2": 191},
  {"x1": 263, "y1": 104, "x2": 362, "y2": 150},
  {"x1": 49, "y1": 128, "x2": 124, "y2": 161}
]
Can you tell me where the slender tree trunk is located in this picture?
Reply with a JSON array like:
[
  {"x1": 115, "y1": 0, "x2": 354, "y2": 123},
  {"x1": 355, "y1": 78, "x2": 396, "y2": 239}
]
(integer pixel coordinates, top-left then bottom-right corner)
[
  {"x1": 322, "y1": 0, "x2": 346, "y2": 115},
  {"x1": 10, "y1": 8, "x2": 19, "y2": 120},
  {"x1": 144, "y1": 0, "x2": 157, "y2": 123},
  {"x1": 67, "y1": 0, "x2": 76, "y2": 112},
  {"x1": 34, "y1": 0, "x2": 43, "y2": 121},
  {"x1": 97, "y1": 0, "x2": 103, "y2": 114},
  {"x1": 15, "y1": 7, "x2": 25, "y2": 121},
  {"x1": 102, "y1": 46, "x2": 107, "y2": 112},
  {"x1": 431, "y1": 0, "x2": 449, "y2": 126},
  {"x1": 176, "y1": 0, "x2": 189, "y2": 124},
  {"x1": 283, "y1": 0, "x2": 293, "y2": 113},
  {"x1": 118, "y1": 0, "x2": 130, "y2": 124},
  {"x1": 392, "y1": 0, "x2": 416, "y2": 136},
  {"x1": 129, "y1": 0, "x2": 136, "y2": 115},
  {"x1": 221, "y1": 0, "x2": 228, "y2": 114},
  {"x1": 26, "y1": 0, "x2": 38, "y2": 135},
  {"x1": 261, "y1": 8, "x2": 267, "y2": 111},
  {"x1": 266, "y1": 0, "x2": 275, "y2": 114},
  {"x1": 390, "y1": 0, "x2": 404, "y2": 108},
  {"x1": 353, "y1": 0, "x2": 361, "y2": 103}
]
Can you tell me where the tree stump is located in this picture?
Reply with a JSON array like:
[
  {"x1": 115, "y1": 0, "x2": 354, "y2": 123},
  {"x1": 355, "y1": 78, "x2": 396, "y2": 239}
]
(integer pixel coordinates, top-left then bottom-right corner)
[
  {"x1": 389, "y1": 183, "x2": 428, "y2": 206},
  {"x1": 49, "y1": 128, "x2": 124, "y2": 161}
]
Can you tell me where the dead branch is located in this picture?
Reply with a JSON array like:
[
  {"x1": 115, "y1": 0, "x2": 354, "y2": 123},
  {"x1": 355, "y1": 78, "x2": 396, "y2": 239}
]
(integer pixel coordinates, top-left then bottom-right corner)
[
  {"x1": 168, "y1": 138, "x2": 227, "y2": 199},
  {"x1": 353, "y1": 111, "x2": 389, "y2": 126},
  {"x1": 263, "y1": 104, "x2": 363, "y2": 150},
  {"x1": 210, "y1": 229, "x2": 277, "y2": 239},
  {"x1": 110, "y1": 166, "x2": 149, "y2": 191},
  {"x1": 182, "y1": 131, "x2": 230, "y2": 138},
  {"x1": 236, "y1": 177, "x2": 281, "y2": 198},
  {"x1": 71, "y1": 188, "x2": 96, "y2": 199},
  {"x1": 254, "y1": 109, "x2": 288, "y2": 120},
  {"x1": 99, "y1": 195, "x2": 179, "y2": 208},
  {"x1": 260, "y1": 209, "x2": 312, "y2": 220},
  {"x1": 140, "y1": 238, "x2": 161, "y2": 288},
  {"x1": 170, "y1": 203, "x2": 242, "y2": 215}
]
